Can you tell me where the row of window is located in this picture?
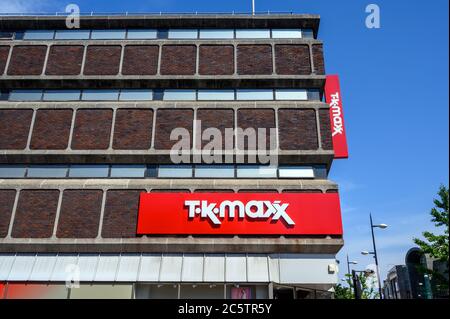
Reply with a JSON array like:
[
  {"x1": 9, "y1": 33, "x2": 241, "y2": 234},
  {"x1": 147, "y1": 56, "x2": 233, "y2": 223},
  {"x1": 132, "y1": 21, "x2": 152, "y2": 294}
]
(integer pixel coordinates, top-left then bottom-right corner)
[
  {"x1": 0, "y1": 164, "x2": 326, "y2": 179},
  {"x1": 0, "y1": 28, "x2": 314, "y2": 41},
  {"x1": 2, "y1": 89, "x2": 321, "y2": 102}
]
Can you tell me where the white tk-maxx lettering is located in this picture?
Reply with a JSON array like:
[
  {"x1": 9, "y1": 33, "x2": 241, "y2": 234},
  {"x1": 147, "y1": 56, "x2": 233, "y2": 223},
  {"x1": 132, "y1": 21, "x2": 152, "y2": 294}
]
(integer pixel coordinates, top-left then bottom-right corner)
[
  {"x1": 184, "y1": 200, "x2": 294, "y2": 225},
  {"x1": 330, "y1": 92, "x2": 344, "y2": 136}
]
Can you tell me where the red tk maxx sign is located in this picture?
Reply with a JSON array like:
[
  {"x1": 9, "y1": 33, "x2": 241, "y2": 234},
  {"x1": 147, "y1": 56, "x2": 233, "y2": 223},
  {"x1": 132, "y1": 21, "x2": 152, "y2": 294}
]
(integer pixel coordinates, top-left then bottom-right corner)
[
  {"x1": 325, "y1": 75, "x2": 349, "y2": 159},
  {"x1": 137, "y1": 193, "x2": 343, "y2": 235}
]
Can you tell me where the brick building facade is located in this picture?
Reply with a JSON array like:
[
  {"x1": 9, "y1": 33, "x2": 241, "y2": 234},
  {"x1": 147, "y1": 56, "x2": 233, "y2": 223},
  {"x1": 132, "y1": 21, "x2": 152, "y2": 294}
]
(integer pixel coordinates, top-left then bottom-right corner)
[{"x1": 0, "y1": 14, "x2": 344, "y2": 299}]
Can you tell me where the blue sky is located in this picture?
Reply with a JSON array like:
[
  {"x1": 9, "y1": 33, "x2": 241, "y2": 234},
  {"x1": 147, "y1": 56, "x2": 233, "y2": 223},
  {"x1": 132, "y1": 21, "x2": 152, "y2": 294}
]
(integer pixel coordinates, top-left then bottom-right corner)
[{"x1": 1, "y1": 0, "x2": 448, "y2": 282}]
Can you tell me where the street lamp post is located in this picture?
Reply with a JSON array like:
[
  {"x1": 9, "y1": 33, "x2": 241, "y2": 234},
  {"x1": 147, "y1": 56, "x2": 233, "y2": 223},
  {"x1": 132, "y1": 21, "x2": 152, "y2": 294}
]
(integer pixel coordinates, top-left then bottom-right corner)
[
  {"x1": 346, "y1": 254, "x2": 358, "y2": 277},
  {"x1": 361, "y1": 213, "x2": 387, "y2": 299}
]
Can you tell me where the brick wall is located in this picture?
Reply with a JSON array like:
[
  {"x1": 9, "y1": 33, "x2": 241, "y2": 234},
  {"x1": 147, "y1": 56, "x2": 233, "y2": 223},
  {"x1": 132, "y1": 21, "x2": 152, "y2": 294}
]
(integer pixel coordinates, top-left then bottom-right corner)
[
  {"x1": 45, "y1": 45, "x2": 84, "y2": 75},
  {"x1": 275, "y1": 45, "x2": 311, "y2": 75},
  {"x1": 71, "y1": 109, "x2": 113, "y2": 149},
  {"x1": 0, "y1": 46, "x2": 10, "y2": 74},
  {"x1": 318, "y1": 109, "x2": 333, "y2": 150},
  {"x1": 154, "y1": 109, "x2": 194, "y2": 149},
  {"x1": 0, "y1": 107, "x2": 333, "y2": 152},
  {"x1": 160, "y1": 45, "x2": 197, "y2": 75},
  {"x1": 57, "y1": 190, "x2": 103, "y2": 238},
  {"x1": 84, "y1": 45, "x2": 122, "y2": 75},
  {"x1": 1, "y1": 42, "x2": 325, "y2": 76},
  {"x1": 312, "y1": 44, "x2": 325, "y2": 75},
  {"x1": 278, "y1": 109, "x2": 318, "y2": 150},
  {"x1": 0, "y1": 190, "x2": 16, "y2": 238},
  {"x1": 199, "y1": 45, "x2": 234, "y2": 75},
  {"x1": 0, "y1": 187, "x2": 337, "y2": 239},
  {"x1": 0, "y1": 109, "x2": 33, "y2": 149},
  {"x1": 122, "y1": 45, "x2": 159, "y2": 75},
  {"x1": 237, "y1": 45, "x2": 273, "y2": 75},
  {"x1": 30, "y1": 109, "x2": 73, "y2": 149},
  {"x1": 237, "y1": 109, "x2": 275, "y2": 150},
  {"x1": 112, "y1": 109, "x2": 153, "y2": 149},
  {"x1": 101, "y1": 190, "x2": 143, "y2": 238},
  {"x1": 196, "y1": 109, "x2": 234, "y2": 149},
  {"x1": 12, "y1": 190, "x2": 59, "y2": 238},
  {"x1": 7, "y1": 46, "x2": 47, "y2": 75}
]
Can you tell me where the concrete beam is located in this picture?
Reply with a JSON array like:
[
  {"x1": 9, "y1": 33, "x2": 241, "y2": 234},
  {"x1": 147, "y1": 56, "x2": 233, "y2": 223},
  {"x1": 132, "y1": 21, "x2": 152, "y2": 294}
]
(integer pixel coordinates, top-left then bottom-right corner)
[
  {"x1": 0, "y1": 14, "x2": 320, "y2": 37},
  {"x1": 0, "y1": 236, "x2": 343, "y2": 254}
]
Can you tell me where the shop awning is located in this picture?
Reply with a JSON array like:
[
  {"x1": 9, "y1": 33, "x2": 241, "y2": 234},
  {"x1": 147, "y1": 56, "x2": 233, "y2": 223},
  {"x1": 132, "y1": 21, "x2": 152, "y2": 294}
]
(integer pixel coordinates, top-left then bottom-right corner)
[{"x1": 0, "y1": 253, "x2": 337, "y2": 284}]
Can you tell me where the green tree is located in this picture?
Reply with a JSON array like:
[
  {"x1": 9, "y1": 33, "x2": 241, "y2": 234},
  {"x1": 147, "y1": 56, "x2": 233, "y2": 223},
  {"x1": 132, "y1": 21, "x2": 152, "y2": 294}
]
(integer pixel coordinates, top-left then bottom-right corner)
[
  {"x1": 413, "y1": 185, "x2": 449, "y2": 293},
  {"x1": 334, "y1": 273, "x2": 379, "y2": 299}
]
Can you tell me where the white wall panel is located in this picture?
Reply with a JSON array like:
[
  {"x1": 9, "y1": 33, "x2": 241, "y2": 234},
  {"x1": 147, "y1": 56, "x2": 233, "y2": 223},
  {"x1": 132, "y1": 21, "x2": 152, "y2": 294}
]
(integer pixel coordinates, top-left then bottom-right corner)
[
  {"x1": 116, "y1": 255, "x2": 141, "y2": 282},
  {"x1": 29, "y1": 254, "x2": 57, "y2": 281},
  {"x1": 138, "y1": 254, "x2": 162, "y2": 282},
  {"x1": 203, "y1": 254, "x2": 225, "y2": 282},
  {"x1": 181, "y1": 255, "x2": 204, "y2": 282},
  {"x1": 159, "y1": 254, "x2": 183, "y2": 282},
  {"x1": 225, "y1": 254, "x2": 247, "y2": 282},
  {"x1": 8, "y1": 254, "x2": 36, "y2": 281}
]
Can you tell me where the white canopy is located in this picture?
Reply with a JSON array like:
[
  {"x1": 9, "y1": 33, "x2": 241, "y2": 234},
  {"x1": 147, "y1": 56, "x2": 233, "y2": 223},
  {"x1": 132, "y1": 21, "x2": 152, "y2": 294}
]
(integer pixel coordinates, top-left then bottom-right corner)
[{"x1": 0, "y1": 253, "x2": 337, "y2": 284}]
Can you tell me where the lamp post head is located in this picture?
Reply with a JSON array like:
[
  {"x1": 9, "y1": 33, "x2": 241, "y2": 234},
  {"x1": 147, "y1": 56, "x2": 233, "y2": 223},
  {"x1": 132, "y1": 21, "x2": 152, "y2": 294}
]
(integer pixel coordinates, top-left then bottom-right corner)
[
  {"x1": 364, "y1": 269, "x2": 375, "y2": 276},
  {"x1": 349, "y1": 261, "x2": 358, "y2": 265},
  {"x1": 373, "y1": 223, "x2": 388, "y2": 229},
  {"x1": 361, "y1": 250, "x2": 370, "y2": 255}
]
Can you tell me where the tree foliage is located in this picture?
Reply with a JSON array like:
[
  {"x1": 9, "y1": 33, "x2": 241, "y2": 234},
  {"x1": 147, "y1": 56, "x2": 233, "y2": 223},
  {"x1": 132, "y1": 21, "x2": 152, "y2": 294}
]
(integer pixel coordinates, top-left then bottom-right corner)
[
  {"x1": 413, "y1": 185, "x2": 449, "y2": 294},
  {"x1": 334, "y1": 273, "x2": 379, "y2": 299},
  {"x1": 414, "y1": 185, "x2": 449, "y2": 263}
]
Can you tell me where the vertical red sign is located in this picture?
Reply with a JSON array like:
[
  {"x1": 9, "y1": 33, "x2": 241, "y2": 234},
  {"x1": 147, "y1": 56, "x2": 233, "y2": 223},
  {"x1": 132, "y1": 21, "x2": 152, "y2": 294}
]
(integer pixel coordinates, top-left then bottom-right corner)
[{"x1": 325, "y1": 75, "x2": 349, "y2": 159}]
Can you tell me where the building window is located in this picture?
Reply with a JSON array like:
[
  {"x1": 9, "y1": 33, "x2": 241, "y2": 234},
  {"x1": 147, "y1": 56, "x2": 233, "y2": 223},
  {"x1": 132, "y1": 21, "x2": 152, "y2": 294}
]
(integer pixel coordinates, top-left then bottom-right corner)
[
  {"x1": 235, "y1": 29, "x2": 270, "y2": 39},
  {"x1": 43, "y1": 90, "x2": 81, "y2": 101},
  {"x1": 127, "y1": 29, "x2": 157, "y2": 39},
  {"x1": 9, "y1": 90, "x2": 43, "y2": 101},
  {"x1": 271, "y1": 29, "x2": 302, "y2": 39},
  {"x1": 119, "y1": 90, "x2": 153, "y2": 101},
  {"x1": 27, "y1": 165, "x2": 68, "y2": 178},
  {"x1": 23, "y1": 30, "x2": 55, "y2": 40},
  {"x1": 0, "y1": 165, "x2": 26, "y2": 178},
  {"x1": 307, "y1": 89, "x2": 321, "y2": 101},
  {"x1": 236, "y1": 165, "x2": 277, "y2": 178},
  {"x1": 90, "y1": 29, "x2": 126, "y2": 40},
  {"x1": 168, "y1": 29, "x2": 198, "y2": 39},
  {"x1": 313, "y1": 166, "x2": 328, "y2": 179},
  {"x1": 5, "y1": 89, "x2": 322, "y2": 101},
  {"x1": 275, "y1": 89, "x2": 308, "y2": 101},
  {"x1": 69, "y1": 165, "x2": 110, "y2": 178},
  {"x1": 12, "y1": 28, "x2": 317, "y2": 41},
  {"x1": 194, "y1": 165, "x2": 235, "y2": 178},
  {"x1": 197, "y1": 90, "x2": 234, "y2": 101},
  {"x1": 158, "y1": 165, "x2": 193, "y2": 178},
  {"x1": 81, "y1": 90, "x2": 120, "y2": 101},
  {"x1": 0, "y1": 32, "x2": 14, "y2": 40},
  {"x1": 236, "y1": 89, "x2": 273, "y2": 101},
  {"x1": 278, "y1": 166, "x2": 315, "y2": 178},
  {"x1": 55, "y1": 30, "x2": 90, "y2": 40},
  {"x1": 199, "y1": 29, "x2": 234, "y2": 39},
  {"x1": 0, "y1": 91, "x2": 8, "y2": 101},
  {"x1": 0, "y1": 164, "x2": 325, "y2": 179},
  {"x1": 110, "y1": 165, "x2": 147, "y2": 178},
  {"x1": 163, "y1": 90, "x2": 196, "y2": 101},
  {"x1": 302, "y1": 29, "x2": 315, "y2": 39}
]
